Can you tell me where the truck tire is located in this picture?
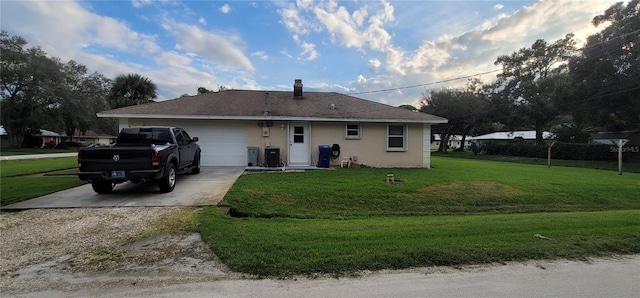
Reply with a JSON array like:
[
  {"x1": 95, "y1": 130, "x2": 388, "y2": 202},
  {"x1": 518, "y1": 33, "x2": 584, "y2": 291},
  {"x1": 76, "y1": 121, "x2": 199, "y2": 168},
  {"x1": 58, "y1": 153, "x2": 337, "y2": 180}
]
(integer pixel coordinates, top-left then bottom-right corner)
[
  {"x1": 158, "y1": 162, "x2": 177, "y2": 193},
  {"x1": 190, "y1": 152, "x2": 201, "y2": 174},
  {"x1": 92, "y1": 181, "x2": 114, "y2": 194}
]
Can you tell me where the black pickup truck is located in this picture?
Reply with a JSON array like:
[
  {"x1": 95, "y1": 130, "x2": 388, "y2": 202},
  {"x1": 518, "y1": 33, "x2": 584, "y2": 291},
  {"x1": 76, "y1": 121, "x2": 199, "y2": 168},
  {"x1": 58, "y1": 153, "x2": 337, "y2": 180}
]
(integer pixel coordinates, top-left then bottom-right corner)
[{"x1": 78, "y1": 126, "x2": 201, "y2": 194}]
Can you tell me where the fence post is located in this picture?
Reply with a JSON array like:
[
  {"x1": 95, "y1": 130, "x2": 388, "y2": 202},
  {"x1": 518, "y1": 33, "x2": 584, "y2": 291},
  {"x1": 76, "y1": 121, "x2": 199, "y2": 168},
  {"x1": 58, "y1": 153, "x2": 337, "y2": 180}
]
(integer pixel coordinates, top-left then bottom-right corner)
[
  {"x1": 617, "y1": 139, "x2": 628, "y2": 175},
  {"x1": 545, "y1": 140, "x2": 557, "y2": 168}
]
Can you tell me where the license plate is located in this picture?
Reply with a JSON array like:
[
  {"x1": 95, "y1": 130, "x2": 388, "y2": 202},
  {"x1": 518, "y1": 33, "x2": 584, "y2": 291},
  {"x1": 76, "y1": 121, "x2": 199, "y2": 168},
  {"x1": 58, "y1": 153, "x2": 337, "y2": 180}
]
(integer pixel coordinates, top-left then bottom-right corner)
[{"x1": 111, "y1": 171, "x2": 125, "y2": 178}]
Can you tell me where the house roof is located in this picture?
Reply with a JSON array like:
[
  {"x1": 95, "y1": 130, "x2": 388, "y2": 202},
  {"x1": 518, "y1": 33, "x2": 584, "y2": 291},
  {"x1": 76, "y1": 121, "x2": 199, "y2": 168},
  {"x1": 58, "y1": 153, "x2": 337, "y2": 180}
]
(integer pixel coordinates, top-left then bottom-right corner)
[
  {"x1": 37, "y1": 129, "x2": 61, "y2": 137},
  {"x1": 98, "y1": 89, "x2": 448, "y2": 124},
  {"x1": 591, "y1": 130, "x2": 639, "y2": 145},
  {"x1": 61, "y1": 130, "x2": 117, "y2": 139},
  {"x1": 591, "y1": 130, "x2": 638, "y2": 140},
  {"x1": 469, "y1": 130, "x2": 552, "y2": 140}
]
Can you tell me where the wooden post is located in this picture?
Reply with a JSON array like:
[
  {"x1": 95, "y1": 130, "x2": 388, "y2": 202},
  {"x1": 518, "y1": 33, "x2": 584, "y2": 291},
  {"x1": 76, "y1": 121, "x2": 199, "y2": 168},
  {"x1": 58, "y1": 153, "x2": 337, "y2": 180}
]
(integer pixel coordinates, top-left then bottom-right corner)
[
  {"x1": 546, "y1": 140, "x2": 556, "y2": 168},
  {"x1": 618, "y1": 139, "x2": 628, "y2": 175}
]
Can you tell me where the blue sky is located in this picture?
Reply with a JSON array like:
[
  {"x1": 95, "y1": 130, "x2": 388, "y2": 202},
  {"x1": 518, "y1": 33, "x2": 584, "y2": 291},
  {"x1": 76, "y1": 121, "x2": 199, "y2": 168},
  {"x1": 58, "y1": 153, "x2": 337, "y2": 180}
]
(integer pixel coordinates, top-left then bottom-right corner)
[{"x1": 1, "y1": 0, "x2": 618, "y2": 107}]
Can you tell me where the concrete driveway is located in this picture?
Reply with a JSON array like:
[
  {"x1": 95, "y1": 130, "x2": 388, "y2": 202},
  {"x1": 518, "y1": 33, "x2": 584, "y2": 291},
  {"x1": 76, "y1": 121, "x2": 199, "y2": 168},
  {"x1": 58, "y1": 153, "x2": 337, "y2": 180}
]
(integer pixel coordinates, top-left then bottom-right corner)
[{"x1": 3, "y1": 167, "x2": 245, "y2": 209}]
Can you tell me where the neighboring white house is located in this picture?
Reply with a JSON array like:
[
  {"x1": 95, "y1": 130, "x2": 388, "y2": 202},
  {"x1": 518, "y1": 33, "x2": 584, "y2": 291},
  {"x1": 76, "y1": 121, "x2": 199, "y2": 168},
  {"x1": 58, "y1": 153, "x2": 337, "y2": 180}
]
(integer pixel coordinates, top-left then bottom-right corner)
[
  {"x1": 97, "y1": 79, "x2": 448, "y2": 168},
  {"x1": 431, "y1": 134, "x2": 471, "y2": 150},
  {"x1": 35, "y1": 129, "x2": 62, "y2": 147},
  {"x1": 62, "y1": 130, "x2": 117, "y2": 146},
  {"x1": 591, "y1": 130, "x2": 640, "y2": 161},
  {"x1": 0, "y1": 125, "x2": 9, "y2": 149},
  {"x1": 468, "y1": 131, "x2": 553, "y2": 147}
]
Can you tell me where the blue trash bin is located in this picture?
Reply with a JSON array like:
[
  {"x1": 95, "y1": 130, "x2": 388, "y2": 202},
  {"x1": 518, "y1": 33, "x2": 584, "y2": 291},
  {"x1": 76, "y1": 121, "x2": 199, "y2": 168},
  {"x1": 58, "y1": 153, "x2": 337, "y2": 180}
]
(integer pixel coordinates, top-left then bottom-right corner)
[{"x1": 318, "y1": 145, "x2": 331, "y2": 168}]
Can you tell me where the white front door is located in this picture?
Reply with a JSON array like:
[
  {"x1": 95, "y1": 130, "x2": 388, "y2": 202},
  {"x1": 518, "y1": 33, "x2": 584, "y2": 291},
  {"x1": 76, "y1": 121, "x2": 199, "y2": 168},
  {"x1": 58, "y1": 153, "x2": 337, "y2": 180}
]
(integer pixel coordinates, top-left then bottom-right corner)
[{"x1": 289, "y1": 122, "x2": 309, "y2": 165}]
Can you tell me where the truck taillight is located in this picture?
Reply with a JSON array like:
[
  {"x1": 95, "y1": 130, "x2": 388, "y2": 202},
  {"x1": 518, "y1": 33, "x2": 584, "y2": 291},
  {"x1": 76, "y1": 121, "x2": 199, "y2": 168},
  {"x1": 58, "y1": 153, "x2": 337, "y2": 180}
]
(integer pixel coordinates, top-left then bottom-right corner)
[
  {"x1": 77, "y1": 154, "x2": 82, "y2": 167},
  {"x1": 151, "y1": 151, "x2": 160, "y2": 166}
]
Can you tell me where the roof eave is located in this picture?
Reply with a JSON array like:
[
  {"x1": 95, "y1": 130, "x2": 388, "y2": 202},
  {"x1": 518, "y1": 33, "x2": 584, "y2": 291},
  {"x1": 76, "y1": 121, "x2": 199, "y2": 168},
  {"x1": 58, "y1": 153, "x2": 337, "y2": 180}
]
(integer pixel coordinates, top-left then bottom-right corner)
[{"x1": 97, "y1": 113, "x2": 449, "y2": 124}]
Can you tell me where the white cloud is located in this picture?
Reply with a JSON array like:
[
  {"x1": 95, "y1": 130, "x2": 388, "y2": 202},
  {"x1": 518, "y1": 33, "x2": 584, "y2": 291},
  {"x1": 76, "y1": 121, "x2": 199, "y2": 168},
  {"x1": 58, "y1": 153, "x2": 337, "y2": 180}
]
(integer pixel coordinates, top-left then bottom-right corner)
[
  {"x1": 0, "y1": 1, "x2": 257, "y2": 100},
  {"x1": 312, "y1": 0, "x2": 394, "y2": 52},
  {"x1": 369, "y1": 58, "x2": 381, "y2": 74},
  {"x1": 155, "y1": 51, "x2": 192, "y2": 68},
  {"x1": 219, "y1": 4, "x2": 231, "y2": 14},
  {"x1": 277, "y1": 0, "x2": 396, "y2": 52},
  {"x1": 0, "y1": 1, "x2": 160, "y2": 67},
  {"x1": 162, "y1": 20, "x2": 254, "y2": 71},
  {"x1": 251, "y1": 51, "x2": 269, "y2": 61},
  {"x1": 349, "y1": 0, "x2": 618, "y2": 107},
  {"x1": 280, "y1": 50, "x2": 293, "y2": 59},
  {"x1": 300, "y1": 42, "x2": 318, "y2": 61},
  {"x1": 278, "y1": 3, "x2": 311, "y2": 35},
  {"x1": 132, "y1": 0, "x2": 153, "y2": 9},
  {"x1": 1, "y1": 0, "x2": 621, "y2": 107}
]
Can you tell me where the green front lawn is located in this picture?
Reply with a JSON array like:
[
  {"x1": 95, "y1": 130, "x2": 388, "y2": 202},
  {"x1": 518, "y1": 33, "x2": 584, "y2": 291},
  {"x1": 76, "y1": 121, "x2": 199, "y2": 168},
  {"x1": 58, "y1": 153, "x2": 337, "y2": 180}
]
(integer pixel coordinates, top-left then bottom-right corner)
[
  {"x1": 2, "y1": 154, "x2": 639, "y2": 277},
  {"x1": 0, "y1": 148, "x2": 79, "y2": 156},
  {"x1": 199, "y1": 209, "x2": 640, "y2": 276},
  {"x1": 433, "y1": 150, "x2": 640, "y2": 173},
  {"x1": 0, "y1": 157, "x2": 83, "y2": 206},
  {"x1": 219, "y1": 157, "x2": 640, "y2": 219},
  {"x1": 198, "y1": 156, "x2": 640, "y2": 276}
]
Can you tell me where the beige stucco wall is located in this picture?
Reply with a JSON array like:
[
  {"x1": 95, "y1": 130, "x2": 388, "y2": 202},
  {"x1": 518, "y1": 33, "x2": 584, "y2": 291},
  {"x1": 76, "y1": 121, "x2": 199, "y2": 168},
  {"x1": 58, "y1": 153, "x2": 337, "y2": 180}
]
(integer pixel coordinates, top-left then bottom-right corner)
[
  {"x1": 246, "y1": 121, "x2": 290, "y2": 165},
  {"x1": 309, "y1": 122, "x2": 427, "y2": 168},
  {"x1": 245, "y1": 121, "x2": 430, "y2": 168},
  {"x1": 119, "y1": 118, "x2": 431, "y2": 168}
]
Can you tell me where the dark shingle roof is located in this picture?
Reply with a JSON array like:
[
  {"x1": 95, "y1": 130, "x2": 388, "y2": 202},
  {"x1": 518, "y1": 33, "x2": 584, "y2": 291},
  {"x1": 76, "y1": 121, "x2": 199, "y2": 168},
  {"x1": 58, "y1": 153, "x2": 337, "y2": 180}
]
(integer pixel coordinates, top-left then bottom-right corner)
[
  {"x1": 591, "y1": 131, "x2": 638, "y2": 140},
  {"x1": 98, "y1": 89, "x2": 447, "y2": 123}
]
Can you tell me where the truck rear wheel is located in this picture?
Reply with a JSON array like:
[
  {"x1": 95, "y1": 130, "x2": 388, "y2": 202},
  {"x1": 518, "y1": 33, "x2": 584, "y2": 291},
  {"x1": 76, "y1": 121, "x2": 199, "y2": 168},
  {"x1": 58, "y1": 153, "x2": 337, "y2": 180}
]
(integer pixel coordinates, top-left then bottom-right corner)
[
  {"x1": 158, "y1": 163, "x2": 177, "y2": 193},
  {"x1": 92, "y1": 181, "x2": 114, "y2": 194}
]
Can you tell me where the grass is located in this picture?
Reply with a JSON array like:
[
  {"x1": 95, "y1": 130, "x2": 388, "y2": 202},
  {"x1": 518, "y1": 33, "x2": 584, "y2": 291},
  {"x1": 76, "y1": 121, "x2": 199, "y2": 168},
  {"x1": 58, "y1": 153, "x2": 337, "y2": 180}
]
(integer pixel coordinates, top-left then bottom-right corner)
[
  {"x1": 198, "y1": 209, "x2": 640, "y2": 276},
  {"x1": 0, "y1": 148, "x2": 79, "y2": 156},
  {"x1": 219, "y1": 158, "x2": 640, "y2": 219},
  {"x1": 197, "y1": 156, "x2": 640, "y2": 277},
  {"x1": 433, "y1": 150, "x2": 640, "y2": 173},
  {"x1": 1, "y1": 153, "x2": 638, "y2": 276},
  {"x1": 0, "y1": 157, "x2": 84, "y2": 206}
]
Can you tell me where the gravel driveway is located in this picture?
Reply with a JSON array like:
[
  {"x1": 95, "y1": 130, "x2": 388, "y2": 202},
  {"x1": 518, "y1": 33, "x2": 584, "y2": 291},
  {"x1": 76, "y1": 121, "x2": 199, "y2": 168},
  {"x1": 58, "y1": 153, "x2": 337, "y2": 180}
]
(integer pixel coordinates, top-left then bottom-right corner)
[{"x1": 0, "y1": 207, "x2": 238, "y2": 295}]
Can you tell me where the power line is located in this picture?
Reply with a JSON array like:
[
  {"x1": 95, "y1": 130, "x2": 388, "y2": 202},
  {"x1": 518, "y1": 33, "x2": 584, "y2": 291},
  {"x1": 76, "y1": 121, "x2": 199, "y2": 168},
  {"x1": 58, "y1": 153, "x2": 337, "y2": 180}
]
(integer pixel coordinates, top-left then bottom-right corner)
[
  {"x1": 346, "y1": 29, "x2": 640, "y2": 97},
  {"x1": 348, "y1": 69, "x2": 502, "y2": 96}
]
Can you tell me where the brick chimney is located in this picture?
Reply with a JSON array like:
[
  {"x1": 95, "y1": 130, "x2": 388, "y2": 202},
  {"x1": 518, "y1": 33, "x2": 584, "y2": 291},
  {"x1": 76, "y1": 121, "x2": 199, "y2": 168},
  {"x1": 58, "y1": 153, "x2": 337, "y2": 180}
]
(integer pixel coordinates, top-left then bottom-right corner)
[{"x1": 293, "y1": 79, "x2": 303, "y2": 99}]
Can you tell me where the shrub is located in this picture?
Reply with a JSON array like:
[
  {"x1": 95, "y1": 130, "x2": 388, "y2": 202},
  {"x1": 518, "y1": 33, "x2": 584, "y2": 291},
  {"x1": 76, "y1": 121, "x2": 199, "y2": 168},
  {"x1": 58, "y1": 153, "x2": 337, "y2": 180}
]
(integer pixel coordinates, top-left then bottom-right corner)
[{"x1": 481, "y1": 142, "x2": 616, "y2": 161}]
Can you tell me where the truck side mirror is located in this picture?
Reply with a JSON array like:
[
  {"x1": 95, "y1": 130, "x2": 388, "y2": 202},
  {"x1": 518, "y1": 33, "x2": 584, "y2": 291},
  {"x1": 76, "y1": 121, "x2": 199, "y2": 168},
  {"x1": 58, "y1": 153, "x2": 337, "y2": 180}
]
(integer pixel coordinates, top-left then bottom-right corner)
[{"x1": 191, "y1": 137, "x2": 199, "y2": 142}]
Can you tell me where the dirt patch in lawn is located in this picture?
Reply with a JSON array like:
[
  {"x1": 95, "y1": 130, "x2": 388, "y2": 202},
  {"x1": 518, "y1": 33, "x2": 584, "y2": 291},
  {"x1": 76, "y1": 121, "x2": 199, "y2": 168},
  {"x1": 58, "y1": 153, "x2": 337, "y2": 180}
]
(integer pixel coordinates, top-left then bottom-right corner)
[{"x1": 0, "y1": 207, "x2": 239, "y2": 295}]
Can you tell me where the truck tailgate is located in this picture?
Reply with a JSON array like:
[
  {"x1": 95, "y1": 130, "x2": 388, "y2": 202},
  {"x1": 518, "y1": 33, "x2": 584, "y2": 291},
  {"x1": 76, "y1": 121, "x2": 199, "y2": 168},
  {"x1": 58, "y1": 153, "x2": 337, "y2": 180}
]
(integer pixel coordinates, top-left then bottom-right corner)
[{"x1": 79, "y1": 146, "x2": 156, "y2": 172}]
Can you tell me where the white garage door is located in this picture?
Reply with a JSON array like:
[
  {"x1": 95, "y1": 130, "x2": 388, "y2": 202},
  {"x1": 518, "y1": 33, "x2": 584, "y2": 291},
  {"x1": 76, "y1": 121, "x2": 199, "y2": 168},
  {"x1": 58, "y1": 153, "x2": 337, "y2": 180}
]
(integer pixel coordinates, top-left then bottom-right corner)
[
  {"x1": 140, "y1": 121, "x2": 248, "y2": 166},
  {"x1": 184, "y1": 124, "x2": 247, "y2": 166}
]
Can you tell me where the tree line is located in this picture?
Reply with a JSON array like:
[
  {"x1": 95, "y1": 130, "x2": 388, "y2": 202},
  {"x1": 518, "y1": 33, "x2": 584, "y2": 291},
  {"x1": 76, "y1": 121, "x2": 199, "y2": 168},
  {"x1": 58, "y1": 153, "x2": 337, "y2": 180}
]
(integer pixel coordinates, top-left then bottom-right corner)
[
  {"x1": 0, "y1": 31, "x2": 160, "y2": 148},
  {"x1": 420, "y1": 1, "x2": 639, "y2": 152}
]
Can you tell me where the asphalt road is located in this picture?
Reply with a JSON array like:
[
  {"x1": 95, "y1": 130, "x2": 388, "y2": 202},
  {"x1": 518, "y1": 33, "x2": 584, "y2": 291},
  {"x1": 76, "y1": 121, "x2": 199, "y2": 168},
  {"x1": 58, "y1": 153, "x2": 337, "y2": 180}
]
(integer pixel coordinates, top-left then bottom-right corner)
[
  {"x1": 28, "y1": 255, "x2": 640, "y2": 298},
  {"x1": 3, "y1": 166, "x2": 245, "y2": 209}
]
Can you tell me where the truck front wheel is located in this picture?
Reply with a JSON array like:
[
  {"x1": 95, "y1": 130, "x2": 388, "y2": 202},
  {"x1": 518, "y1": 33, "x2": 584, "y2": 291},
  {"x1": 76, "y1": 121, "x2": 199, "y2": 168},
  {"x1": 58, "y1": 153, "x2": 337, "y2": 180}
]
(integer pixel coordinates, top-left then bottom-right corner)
[
  {"x1": 91, "y1": 181, "x2": 114, "y2": 194},
  {"x1": 190, "y1": 152, "x2": 201, "y2": 174},
  {"x1": 158, "y1": 163, "x2": 177, "y2": 193}
]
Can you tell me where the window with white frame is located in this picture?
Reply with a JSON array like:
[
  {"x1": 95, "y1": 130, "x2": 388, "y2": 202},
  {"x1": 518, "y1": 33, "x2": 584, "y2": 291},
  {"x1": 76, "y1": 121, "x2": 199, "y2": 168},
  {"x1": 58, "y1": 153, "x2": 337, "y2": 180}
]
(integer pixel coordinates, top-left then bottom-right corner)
[
  {"x1": 345, "y1": 123, "x2": 361, "y2": 139},
  {"x1": 387, "y1": 124, "x2": 406, "y2": 151}
]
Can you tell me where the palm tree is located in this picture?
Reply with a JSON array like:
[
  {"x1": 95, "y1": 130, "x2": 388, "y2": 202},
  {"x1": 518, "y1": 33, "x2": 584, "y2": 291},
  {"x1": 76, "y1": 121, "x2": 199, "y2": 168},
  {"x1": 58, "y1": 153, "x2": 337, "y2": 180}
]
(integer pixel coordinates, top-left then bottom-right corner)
[{"x1": 108, "y1": 73, "x2": 157, "y2": 108}]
